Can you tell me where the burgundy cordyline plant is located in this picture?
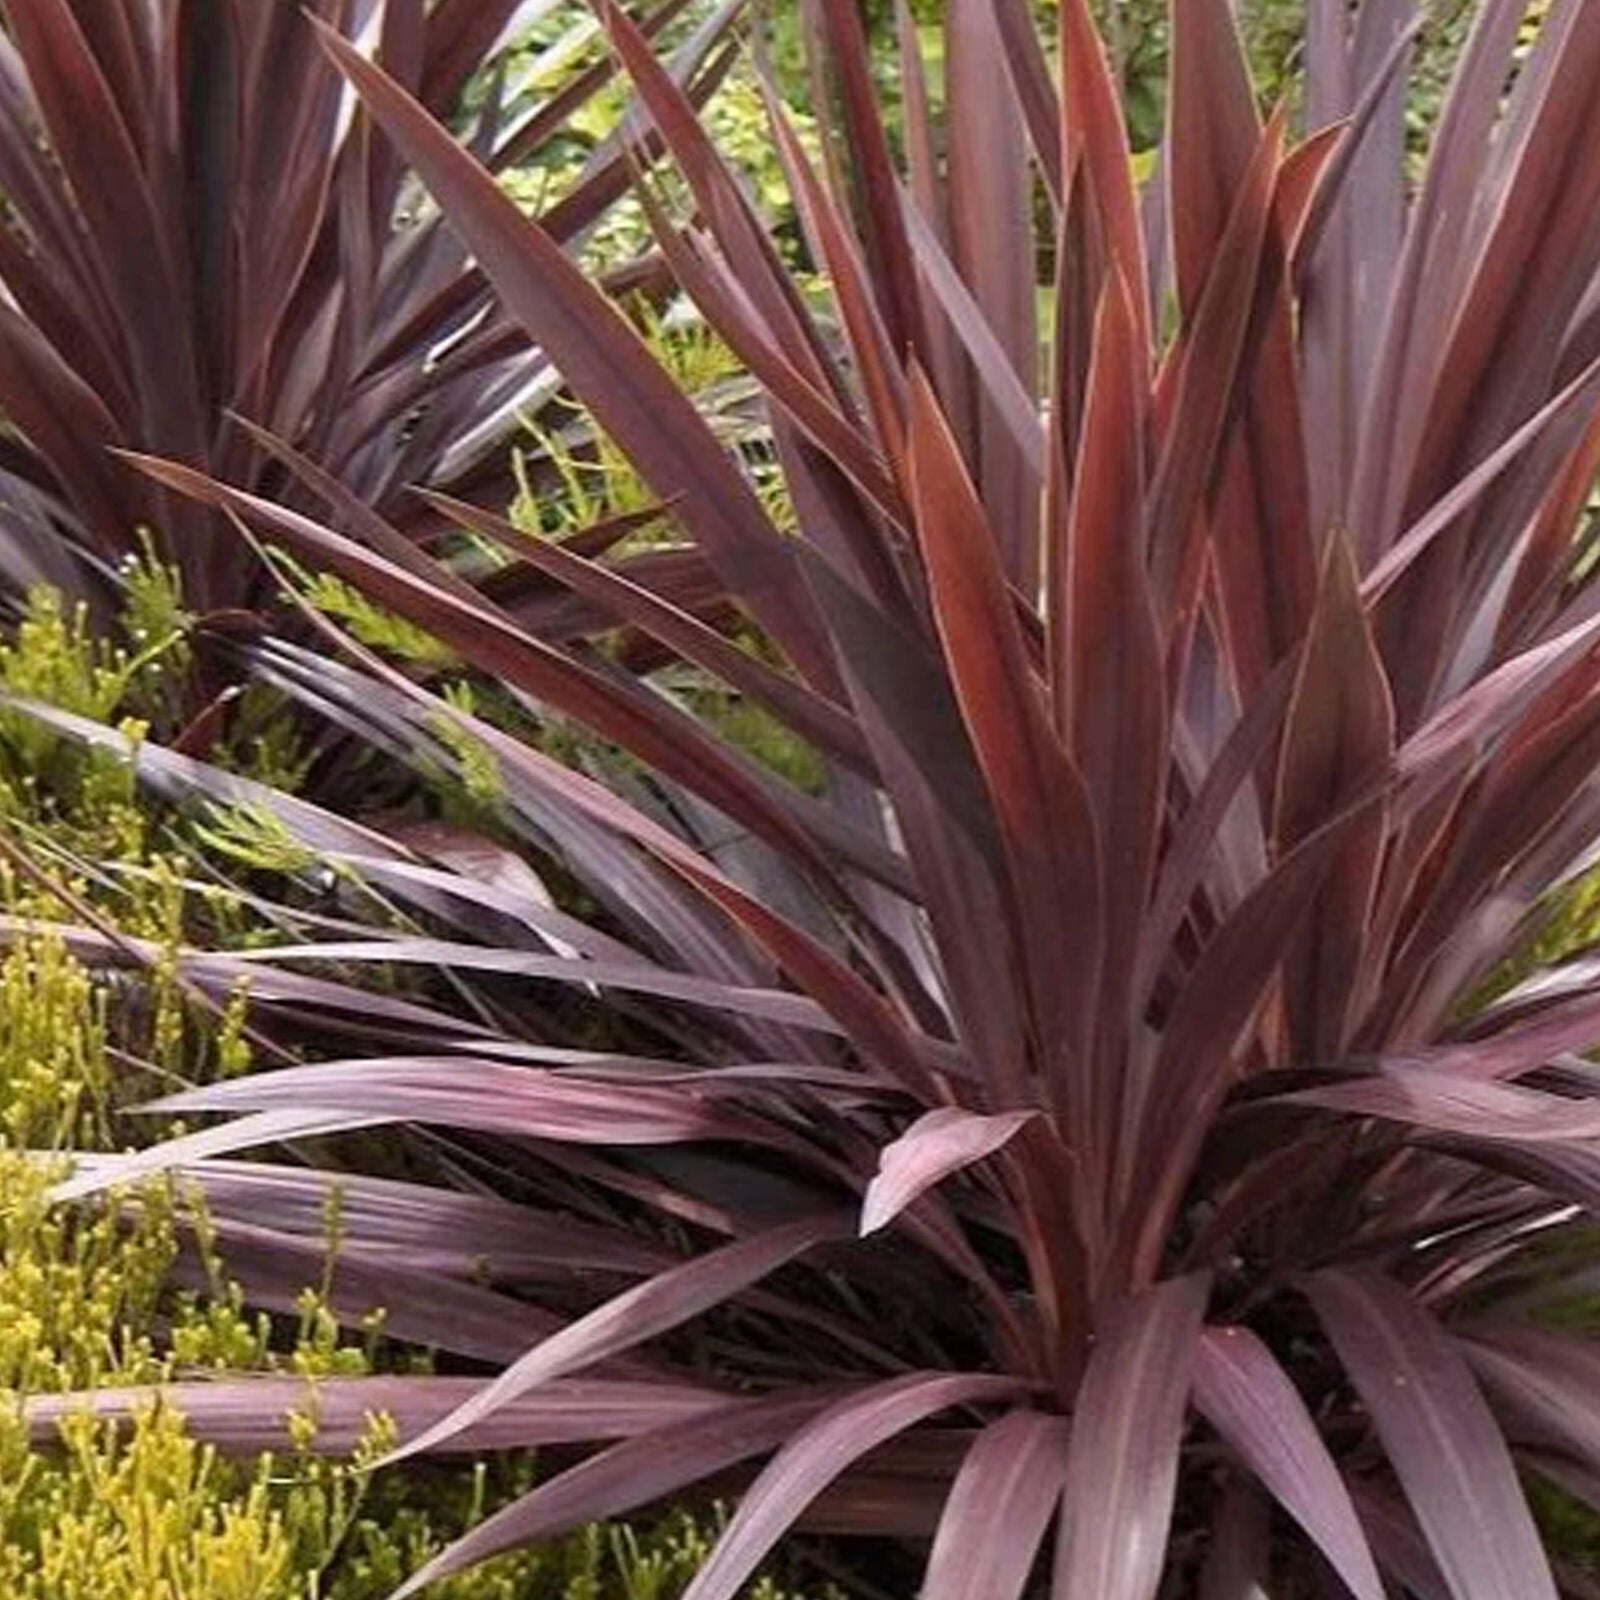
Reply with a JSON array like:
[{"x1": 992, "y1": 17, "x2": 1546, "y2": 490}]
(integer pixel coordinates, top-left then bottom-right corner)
[
  {"x1": 29, "y1": 0, "x2": 1600, "y2": 1594},
  {"x1": 0, "y1": 0, "x2": 739, "y2": 612}
]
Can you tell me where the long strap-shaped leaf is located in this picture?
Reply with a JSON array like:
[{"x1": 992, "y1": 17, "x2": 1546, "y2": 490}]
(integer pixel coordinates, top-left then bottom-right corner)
[
  {"x1": 946, "y1": 0, "x2": 1040, "y2": 591},
  {"x1": 1194, "y1": 1326, "x2": 1384, "y2": 1600},
  {"x1": 1305, "y1": 1268, "x2": 1559, "y2": 1600},
  {"x1": 807, "y1": 0, "x2": 923, "y2": 363},
  {"x1": 389, "y1": 1388, "x2": 850, "y2": 1598},
  {"x1": 1057, "y1": 273, "x2": 1165, "y2": 1132},
  {"x1": 1170, "y1": 0, "x2": 1315, "y2": 700},
  {"x1": 378, "y1": 1211, "x2": 851, "y2": 1467},
  {"x1": 118, "y1": 1157, "x2": 673, "y2": 1277},
  {"x1": 596, "y1": 0, "x2": 841, "y2": 394},
  {"x1": 49, "y1": 1108, "x2": 387, "y2": 1205},
  {"x1": 1273, "y1": 531, "x2": 1395, "y2": 1057},
  {"x1": 146, "y1": 1057, "x2": 819, "y2": 1151},
  {"x1": 683, "y1": 1372, "x2": 1033, "y2": 1600},
  {"x1": 125, "y1": 456, "x2": 906, "y2": 898},
  {"x1": 922, "y1": 1410, "x2": 1070, "y2": 1600},
  {"x1": 1053, "y1": 1274, "x2": 1210, "y2": 1600},
  {"x1": 25, "y1": 1373, "x2": 729, "y2": 1458},
  {"x1": 1283, "y1": 1064, "x2": 1600, "y2": 1142},
  {"x1": 1462, "y1": 1322, "x2": 1600, "y2": 1474},
  {"x1": 1147, "y1": 111, "x2": 1285, "y2": 625},
  {"x1": 1123, "y1": 795, "x2": 1377, "y2": 1281},
  {"x1": 907, "y1": 366, "x2": 1103, "y2": 1139},
  {"x1": 249, "y1": 599, "x2": 948, "y2": 1097},
  {"x1": 418, "y1": 488, "x2": 877, "y2": 773},
  {"x1": 987, "y1": 0, "x2": 1062, "y2": 202},
  {"x1": 0, "y1": 0, "x2": 204, "y2": 457},
  {"x1": 1058, "y1": 0, "x2": 1150, "y2": 360}
]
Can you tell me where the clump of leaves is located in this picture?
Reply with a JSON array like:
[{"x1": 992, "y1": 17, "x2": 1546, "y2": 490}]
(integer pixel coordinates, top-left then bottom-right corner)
[
  {"x1": 510, "y1": 297, "x2": 788, "y2": 541},
  {"x1": 296, "y1": 569, "x2": 461, "y2": 672},
  {"x1": 0, "y1": 929, "x2": 112, "y2": 1152},
  {"x1": 53, "y1": 0, "x2": 1600, "y2": 1595},
  {"x1": 0, "y1": 0, "x2": 745, "y2": 618},
  {"x1": 0, "y1": 585, "x2": 161, "y2": 873}
]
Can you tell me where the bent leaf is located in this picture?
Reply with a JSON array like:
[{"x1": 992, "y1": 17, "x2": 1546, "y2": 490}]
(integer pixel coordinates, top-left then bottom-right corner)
[{"x1": 861, "y1": 1107, "x2": 1037, "y2": 1235}]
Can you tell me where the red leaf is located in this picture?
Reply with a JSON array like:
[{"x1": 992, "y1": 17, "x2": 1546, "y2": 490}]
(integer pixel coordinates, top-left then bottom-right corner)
[
  {"x1": 986, "y1": 0, "x2": 1062, "y2": 201},
  {"x1": 946, "y1": 0, "x2": 1041, "y2": 589},
  {"x1": 123, "y1": 455, "x2": 904, "y2": 896},
  {"x1": 1462, "y1": 1323, "x2": 1600, "y2": 1473},
  {"x1": 1147, "y1": 111, "x2": 1285, "y2": 621},
  {"x1": 1127, "y1": 797, "x2": 1377, "y2": 1280},
  {"x1": 49, "y1": 1108, "x2": 385, "y2": 1204},
  {"x1": 758, "y1": 79, "x2": 909, "y2": 470},
  {"x1": 388, "y1": 1388, "x2": 847, "y2": 1598},
  {"x1": 806, "y1": 0, "x2": 922, "y2": 360},
  {"x1": 1057, "y1": 273, "x2": 1165, "y2": 1067},
  {"x1": 1059, "y1": 0, "x2": 1150, "y2": 358},
  {"x1": 419, "y1": 488, "x2": 875, "y2": 773},
  {"x1": 1273, "y1": 531, "x2": 1395, "y2": 1056},
  {"x1": 26, "y1": 1375, "x2": 728, "y2": 1458},
  {"x1": 905, "y1": 366, "x2": 1103, "y2": 1142},
  {"x1": 900, "y1": 193, "x2": 1045, "y2": 479},
  {"x1": 311, "y1": 18, "x2": 835, "y2": 686},
  {"x1": 1284, "y1": 1065, "x2": 1600, "y2": 1142},
  {"x1": 1167, "y1": 0, "x2": 1261, "y2": 319},
  {"x1": 147, "y1": 1056, "x2": 816, "y2": 1150}
]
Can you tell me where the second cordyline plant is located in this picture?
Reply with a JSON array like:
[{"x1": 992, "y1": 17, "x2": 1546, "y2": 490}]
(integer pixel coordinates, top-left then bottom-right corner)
[
  {"x1": 26, "y1": 0, "x2": 1600, "y2": 1594},
  {"x1": 0, "y1": 0, "x2": 740, "y2": 617}
]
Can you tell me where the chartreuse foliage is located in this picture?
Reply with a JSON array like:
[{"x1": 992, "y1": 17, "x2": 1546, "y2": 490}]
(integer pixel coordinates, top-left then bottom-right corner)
[
  {"x1": 36, "y1": 0, "x2": 1600, "y2": 1597},
  {"x1": 0, "y1": 927, "x2": 298, "y2": 1600}
]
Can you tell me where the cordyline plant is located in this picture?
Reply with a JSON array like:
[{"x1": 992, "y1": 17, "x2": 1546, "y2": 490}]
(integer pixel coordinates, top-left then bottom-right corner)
[
  {"x1": 0, "y1": 0, "x2": 742, "y2": 614},
  {"x1": 30, "y1": 0, "x2": 1600, "y2": 1594}
]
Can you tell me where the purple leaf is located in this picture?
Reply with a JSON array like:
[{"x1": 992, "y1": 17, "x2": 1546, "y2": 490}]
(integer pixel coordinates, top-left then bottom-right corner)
[
  {"x1": 1194, "y1": 1325, "x2": 1385, "y2": 1600},
  {"x1": 1054, "y1": 1275, "x2": 1211, "y2": 1600},
  {"x1": 861, "y1": 1107, "x2": 1036, "y2": 1236},
  {"x1": 26, "y1": 1374, "x2": 729, "y2": 1457},
  {"x1": 1272, "y1": 530, "x2": 1394, "y2": 1058},
  {"x1": 683, "y1": 1373, "x2": 1033, "y2": 1600},
  {"x1": 49, "y1": 1109, "x2": 385, "y2": 1204},
  {"x1": 1461, "y1": 1323, "x2": 1600, "y2": 1472},
  {"x1": 379, "y1": 1212, "x2": 851, "y2": 1465},
  {"x1": 390, "y1": 1387, "x2": 850, "y2": 1597},
  {"x1": 1305, "y1": 1269, "x2": 1558, "y2": 1600},
  {"x1": 922, "y1": 1411, "x2": 1069, "y2": 1600},
  {"x1": 1196, "y1": 1479, "x2": 1272, "y2": 1600},
  {"x1": 1285, "y1": 1064, "x2": 1600, "y2": 1142},
  {"x1": 145, "y1": 1056, "x2": 814, "y2": 1151},
  {"x1": 310, "y1": 17, "x2": 836, "y2": 687}
]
